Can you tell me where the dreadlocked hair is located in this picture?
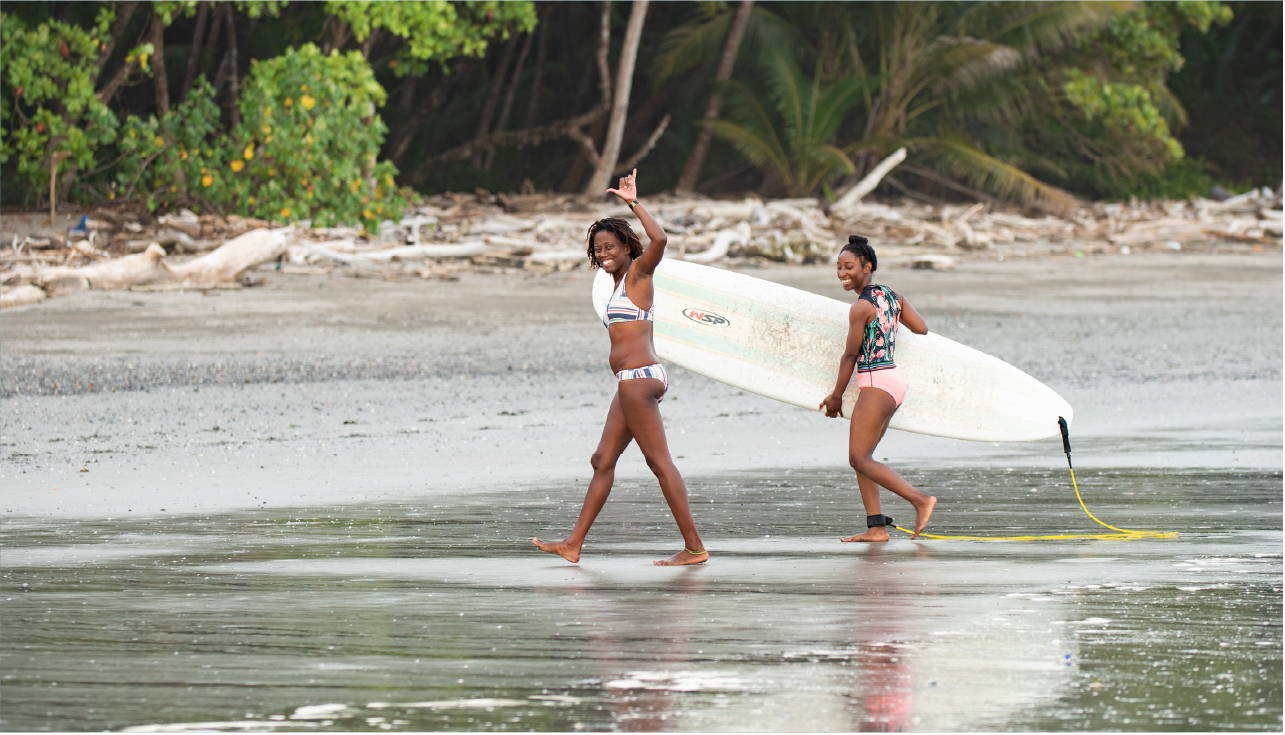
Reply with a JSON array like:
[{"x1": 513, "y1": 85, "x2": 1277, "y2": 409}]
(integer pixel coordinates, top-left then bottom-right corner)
[
  {"x1": 586, "y1": 217, "x2": 644, "y2": 269},
  {"x1": 840, "y1": 234, "x2": 877, "y2": 272}
]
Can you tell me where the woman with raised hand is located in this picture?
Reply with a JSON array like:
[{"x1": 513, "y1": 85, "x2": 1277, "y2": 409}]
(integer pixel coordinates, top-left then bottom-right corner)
[
  {"x1": 820, "y1": 236, "x2": 937, "y2": 541},
  {"x1": 532, "y1": 169, "x2": 708, "y2": 566}
]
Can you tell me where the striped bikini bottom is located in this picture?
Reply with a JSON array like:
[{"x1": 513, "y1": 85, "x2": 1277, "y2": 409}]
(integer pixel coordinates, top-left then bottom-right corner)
[{"x1": 615, "y1": 363, "x2": 669, "y2": 397}]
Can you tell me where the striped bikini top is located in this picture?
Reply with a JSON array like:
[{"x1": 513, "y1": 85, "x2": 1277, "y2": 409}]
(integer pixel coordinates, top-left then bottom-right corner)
[{"x1": 603, "y1": 271, "x2": 653, "y2": 326}]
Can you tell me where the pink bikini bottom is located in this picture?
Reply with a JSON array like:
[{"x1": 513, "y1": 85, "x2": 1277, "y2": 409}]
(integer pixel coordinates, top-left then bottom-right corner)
[{"x1": 855, "y1": 366, "x2": 906, "y2": 408}]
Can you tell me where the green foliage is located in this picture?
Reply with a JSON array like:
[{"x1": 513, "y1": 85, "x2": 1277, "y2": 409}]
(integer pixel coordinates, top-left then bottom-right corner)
[
  {"x1": 326, "y1": 0, "x2": 536, "y2": 76},
  {"x1": 708, "y1": 50, "x2": 864, "y2": 197},
  {"x1": 1048, "y1": 1, "x2": 1233, "y2": 195},
  {"x1": 1167, "y1": 1, "x2": 1281, "y2": 187},
  {"x1": 0, "y1": 0, "x2": 1267, "y2": 211},
  {"x1": 1063, "y1": 70, "x2": 1183, "y2": 158},
  {"x1": 1098, "y1": 156, "x2": 1215, "y2": 200},
  {"x1": 108, "y1": 46, "x2": 407, "y2": 231},
  {"x1": 112, "y1": 79, "x2": 223, "y2": 210},
  {"x1": 152, "y1": 2, "x2": 283, "y2": 23},
  {"x1": 0, "y1": 11, "x2": 119, "y2": 201},
  {"x1": 221, "y1": 44, "x2": 404, "y2": 229}
]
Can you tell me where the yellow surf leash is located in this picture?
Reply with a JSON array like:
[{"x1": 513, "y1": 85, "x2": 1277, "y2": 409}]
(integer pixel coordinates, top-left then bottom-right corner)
[{"x1": 891, "y1": 417, "x2": 1179, "y2": 542}]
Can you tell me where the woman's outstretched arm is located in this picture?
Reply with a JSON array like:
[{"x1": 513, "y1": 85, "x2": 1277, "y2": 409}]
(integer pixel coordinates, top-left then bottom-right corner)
[{"x1": 606, "y1": 168, "x2": 668, "y2": 276}]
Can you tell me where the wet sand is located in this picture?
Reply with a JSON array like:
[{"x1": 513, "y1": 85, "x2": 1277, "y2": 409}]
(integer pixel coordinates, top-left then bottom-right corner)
[
  {"x1": 2, "y1": 253, "x2": 1280, "y2": 516},
  {"x1": 1, "y1": 252, "x2": 1281, "y2": 731}
]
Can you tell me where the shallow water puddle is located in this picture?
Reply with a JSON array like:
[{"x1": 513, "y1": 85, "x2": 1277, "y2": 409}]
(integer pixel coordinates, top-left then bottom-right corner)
[{"x1": 2, "y1": 466, "x2": 1280, "y2": 731}]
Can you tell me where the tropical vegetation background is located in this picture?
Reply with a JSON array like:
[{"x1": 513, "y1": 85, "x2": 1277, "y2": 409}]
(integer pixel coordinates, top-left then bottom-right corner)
[{"x1": 2, "y1": 0, "x2": 1279, "y2": 229}]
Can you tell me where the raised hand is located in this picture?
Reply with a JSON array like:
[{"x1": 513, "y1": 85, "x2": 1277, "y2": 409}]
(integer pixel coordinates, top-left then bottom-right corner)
[{"x1": 605, "y1": 168, "x2": 638, "y2": 202}]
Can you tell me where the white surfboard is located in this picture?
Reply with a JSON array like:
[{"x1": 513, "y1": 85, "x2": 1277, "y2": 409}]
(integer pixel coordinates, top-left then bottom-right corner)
[{"x1": 592, "y1": 259, "x2": 1072, "y2": 442}]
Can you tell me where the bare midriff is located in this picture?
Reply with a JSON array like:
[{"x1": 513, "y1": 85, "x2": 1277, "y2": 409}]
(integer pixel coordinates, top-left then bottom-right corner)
[{"x1": 607, "y1": 321, "x2": 659, "y2": 373}]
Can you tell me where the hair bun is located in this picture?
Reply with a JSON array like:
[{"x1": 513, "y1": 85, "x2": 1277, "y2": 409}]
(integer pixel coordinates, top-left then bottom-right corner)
[{"x1": 848, "y1": 235, "x2": 867, "y2": 245}]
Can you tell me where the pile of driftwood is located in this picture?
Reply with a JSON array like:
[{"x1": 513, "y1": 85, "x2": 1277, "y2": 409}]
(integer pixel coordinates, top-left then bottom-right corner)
[
  {"x1": 1, "y1": 209, "x2": 291, "y2": 308},
  {"x1": 2, "y1": 184, "x2": 1280, "y2": 308},
  {"x1": 286, "y1": 184, "x2": 1281, "y2": 275}
]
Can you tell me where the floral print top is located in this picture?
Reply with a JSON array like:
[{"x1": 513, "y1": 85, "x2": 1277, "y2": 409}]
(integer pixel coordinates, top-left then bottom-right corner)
[{"x1": 857, "y1": 284, "x2": 900, "y2": 372}]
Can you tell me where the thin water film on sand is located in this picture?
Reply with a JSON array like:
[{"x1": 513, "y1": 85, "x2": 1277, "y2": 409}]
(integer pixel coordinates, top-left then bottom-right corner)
[{"x1": 2, "y1": 466, "x2": 1280, "y2": 732}]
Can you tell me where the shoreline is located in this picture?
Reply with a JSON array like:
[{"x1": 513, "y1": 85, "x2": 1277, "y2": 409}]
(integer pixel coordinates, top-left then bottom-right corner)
[
  {"x1": 3, "y1": 188, "x2": 1280, "y2": 311},
  {"x1": 1, "y1": 251, "x2": 1280, "y2": 518}
]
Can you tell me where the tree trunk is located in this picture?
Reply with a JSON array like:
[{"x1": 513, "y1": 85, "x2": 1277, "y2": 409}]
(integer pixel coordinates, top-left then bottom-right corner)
[
  {"x1": 95, "y1": 1, "x2": 140, "y2": 83},
  {"x1": 179, "y1": 1, "x2": 210, "y2": 101},
  {"x1": 360, "y1": 27, "x2": 381, "y2": 59},
  {"x1": 405, "y1": 1, "x2": 616, "y2": 189},
  {"x1": 324, "y1": 15, "x2": 352, "y2": 54},
  {"x1": 387, "y1": 78, "x2": 425, "y2": 165},
  {"x1": 485, "y1": 29, "x2": 535, "y2": 170},
  {"x1": 222, "y1": 5, "x2": 240, "y2": 128},
  {"x1": 583, "y1": 0, "x2": 649, "y2": 195},
  {"x1": 150, "y1": 13, "x2": 170, "y2": 115},
  {"x1": 675, "y1": 0, "x2": 753, "y2": 193},
  {"x1": 524, "y1": 9, "x2": 550, "y2": 127},
  {"x1": 96, "y1": 1, "x2": 146, "y2": 106},
  {"x1": 619, "y1": 114, "x2": 670, "y2": 172},
  {"x1": 472, "y1": 37, "x2": 517, "y2": 169},
  {"x1": 406, "y1": 99, "x2": 606, "y2": 184}
]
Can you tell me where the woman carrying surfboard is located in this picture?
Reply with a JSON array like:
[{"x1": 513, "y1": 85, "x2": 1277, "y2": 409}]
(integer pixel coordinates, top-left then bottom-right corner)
[
  {"x1": 820, "y1": 236, "x2": 937, "y2": 541},
  {"x1": 532, "y1": 169, "x2": 708, "y2": 566}
]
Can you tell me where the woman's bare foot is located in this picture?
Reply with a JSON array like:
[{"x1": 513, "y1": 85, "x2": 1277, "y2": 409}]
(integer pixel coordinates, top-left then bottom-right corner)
[
  {"x1": 531, "y1": 537, "x2": 582, "y2": 563},
  {"x1": 912, "y1": 496, "x2": 938, "y2": 538},
  {"x1": 654, "y1": 549, "x2": 708, "y2": 566},
  {"x1": 840, "y1": 527, "x2": 890, "y2": 543}
]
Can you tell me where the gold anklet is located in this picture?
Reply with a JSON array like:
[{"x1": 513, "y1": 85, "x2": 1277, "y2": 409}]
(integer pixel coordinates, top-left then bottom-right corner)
[{"x1": 685, "y1": 547, "x2": 706, "y2": 555}]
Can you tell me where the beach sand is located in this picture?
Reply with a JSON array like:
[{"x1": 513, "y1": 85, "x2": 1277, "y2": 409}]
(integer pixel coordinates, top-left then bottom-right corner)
[
  {"x1": 1, "y1": 252, "x2": 1279, "y2": 516},
  {"x1": 1, "y1": 252, "x2": 1280, "y2": 732}
]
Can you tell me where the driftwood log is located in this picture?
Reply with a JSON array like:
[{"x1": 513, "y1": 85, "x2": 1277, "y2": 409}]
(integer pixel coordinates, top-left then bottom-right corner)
[
  {"x1": 2, "y1": 187, "x2": 1279, "y2": 308},
  {"x1": 1, "y1": 228, "x2": 289, "y2": 307}
]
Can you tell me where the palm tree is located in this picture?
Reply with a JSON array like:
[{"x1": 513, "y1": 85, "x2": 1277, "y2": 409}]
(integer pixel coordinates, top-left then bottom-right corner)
[
  {"x1": 705, "y1": 48, "x2": 866, "y2": 197},
  {"x1": 675, "y1": 1, "x2": 1133, "y2": 210},
  {"x1": 836, "y1": 1, "x2": 1131, "y2": 211}
]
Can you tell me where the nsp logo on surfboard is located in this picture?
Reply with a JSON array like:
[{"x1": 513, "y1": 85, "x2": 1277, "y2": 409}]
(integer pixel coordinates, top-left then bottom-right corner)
[{"x1": 682, "y1": 308, "x2": 730, "y2": 327}]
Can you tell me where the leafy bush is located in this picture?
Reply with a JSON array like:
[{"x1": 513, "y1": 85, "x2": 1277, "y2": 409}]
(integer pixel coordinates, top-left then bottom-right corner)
[
  {"x1": 112, "y1": 79, "x2": 223, "y2": 210},
  {"x1": 0, "y1": 11, "x2": 119, "y2": 203},
  {"x1": 327, "y1": 0, "x2": 537, "y2": 77},
  {"x1": 1046, "y1": 1, "x2": 1233, "y2": 197},
  {"x1": 1096, "y1": 157, "x2": 1215, "y2": 201},
  {"x1": 218, "y1": 43, "x2": 404, "y2": 229}
]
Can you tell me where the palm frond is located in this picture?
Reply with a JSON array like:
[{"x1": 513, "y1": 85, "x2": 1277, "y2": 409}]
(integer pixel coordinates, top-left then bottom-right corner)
[
  {"x1": 797, "y1": 144, "x2": 858, "y2": 195},
  {"x1": 706, "y1": 118, "x2": 791, "y2": 185},
  {"x1": 914, "y1": 135, "x2": 1080, "y2": 213},
  {"x1": 929, "y1": 38, "x2": 1024, "y2": 93},
  {"x1": 812, "y1": 74, "x2": 871, "y2": 142},
  {"x1": 713, "y1": 78, "x2": 785, "y2": 153},
  {"x1": 759, "y1": 49, "x2": 808, "y2": 153},
  {"x1": 741, "y1": 6, "x2": 809, "y2": 61},
  {"x1": 967, "y1": 1, "x2": 1133, "y2": 57},
  {"x1": 654, "y1": 5, "x2": 732, "y2": 85}
]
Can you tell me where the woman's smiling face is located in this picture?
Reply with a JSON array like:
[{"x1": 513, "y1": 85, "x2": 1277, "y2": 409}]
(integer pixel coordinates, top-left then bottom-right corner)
[
  {"x1": 593, "y1": 230, "x2": 629, "y2": 274},
  {"x1": 836, "y1": 251, "x2": 870, "y2": 291}
]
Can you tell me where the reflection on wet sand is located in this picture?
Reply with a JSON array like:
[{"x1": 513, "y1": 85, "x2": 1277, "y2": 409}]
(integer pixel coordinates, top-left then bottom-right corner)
[
  {"x1": 571, "y1": 566, "x2": 709, "y2": 731},
  {"x1": 851, "y1": 544, "x2": 920, "y2": 732},
  {"x1": 0, "y1": 467, "x2": 1279, "y2": 732}
]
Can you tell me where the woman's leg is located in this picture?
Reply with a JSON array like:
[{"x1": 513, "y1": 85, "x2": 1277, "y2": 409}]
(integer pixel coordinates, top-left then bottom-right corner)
[
  {"x1": 841, "y1": 406, "x2": 894, "y2": 542},
  {"x1": 842, "y1": 471, "x2": 889, "y2": 543},
  {"x1": 845, "y1": 387, "x2": 937, "y2": 538},
  {"x1": 532, "y1": 394, "x2": 633, "y2": 562},
  {"x1": 616, "y1": 378, "x2": 708, "y2": 566}
]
